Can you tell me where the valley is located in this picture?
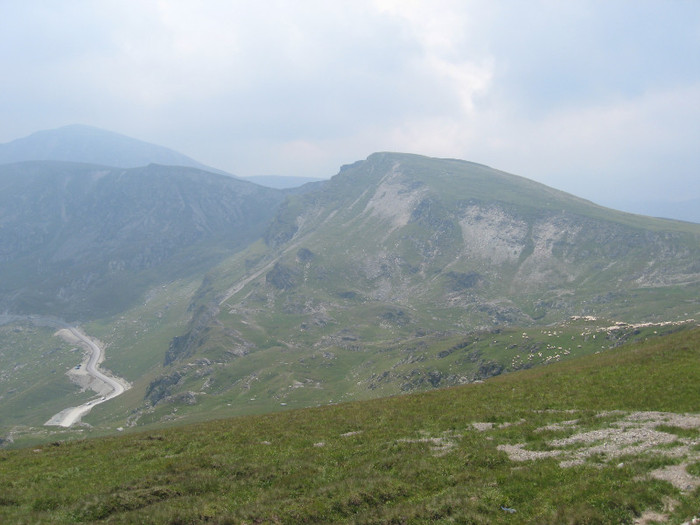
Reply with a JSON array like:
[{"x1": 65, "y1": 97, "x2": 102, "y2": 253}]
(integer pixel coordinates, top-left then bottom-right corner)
[
  {"x1": 0, "y1": 148, "x2": 698, "y2": 448},
  {"x1": 0, "y1": 126, "x2": 697, "y2": 522}
]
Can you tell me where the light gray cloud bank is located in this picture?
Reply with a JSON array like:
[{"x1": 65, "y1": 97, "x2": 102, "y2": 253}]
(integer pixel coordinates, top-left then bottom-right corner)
[{"x1": 1, "y1": 1, "x2": 698, "y2": 210}]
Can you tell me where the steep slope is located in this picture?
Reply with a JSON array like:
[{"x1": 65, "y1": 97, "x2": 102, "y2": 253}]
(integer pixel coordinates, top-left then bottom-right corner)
[
  {"x1": 138, "y1": 153, "x2": 699, "y2": 420},
  {"x1": 215, "y1": 152, "x2": 699, "y2": 327},
  {"x1": 0, "y1": 161, "x2": 285, "y2": 318},
  {"x1": 0, "y1": 125, "x2": 228, "y2": 174},
  {"x1": 2, "y1": 328, "x2": 700, "y2": 523}
]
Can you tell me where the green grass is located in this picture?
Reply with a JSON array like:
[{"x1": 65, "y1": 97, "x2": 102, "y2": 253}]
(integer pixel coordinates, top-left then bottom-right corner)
[
  {"x1": 0, "y1": 327, "x2": 698, "y2": 523},
  {"x1": 135, "y1": 317, "x2": 693, "y2": 430},
  {"x1": 0, "y1": 278, "x2": 205, "y2": 446},
  {"x1": 0, "y1": 323, "x2": 95, "y2": 433}
]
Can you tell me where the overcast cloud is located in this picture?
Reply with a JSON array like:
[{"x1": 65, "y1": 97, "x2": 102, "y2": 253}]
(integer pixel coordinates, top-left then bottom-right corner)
[{"x1": 1, "y1": 1, "x2": 699, "y2": 211}]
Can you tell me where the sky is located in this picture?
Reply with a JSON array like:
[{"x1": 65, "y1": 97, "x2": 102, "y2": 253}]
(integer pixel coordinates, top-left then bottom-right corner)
[{"x1": 1, "y1": 1, "x2": 699, "y2": 212}]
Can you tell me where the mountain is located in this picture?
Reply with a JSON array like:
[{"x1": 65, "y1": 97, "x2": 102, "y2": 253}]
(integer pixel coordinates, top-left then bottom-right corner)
[
  {"x1": 197, "y1": 152, "x2": 700, "y2": 327},
  {"x1": 1, "y1": 151, "x2": 698, "y2": 442},
  {"x1": 0, "y1": 125, "x2": 229, "y2": 174},
  {"x1": 0, "y1": 161, "x2": 285, "y2": 318},
  {"x1": 136, "y1": 152, "x2": 699, "y2": 420},
  {"x1": 243, "y1": 175, "x2": 326, "y2": 189}
]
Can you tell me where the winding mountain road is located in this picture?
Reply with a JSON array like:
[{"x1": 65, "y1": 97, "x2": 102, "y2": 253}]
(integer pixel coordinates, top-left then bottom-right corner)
[
  {"x1": 1, "y1": 314, "x2": 130, "y2": 428},
  {"x1": 44, "y1": 326, "x2": 128, "y2": 427}
]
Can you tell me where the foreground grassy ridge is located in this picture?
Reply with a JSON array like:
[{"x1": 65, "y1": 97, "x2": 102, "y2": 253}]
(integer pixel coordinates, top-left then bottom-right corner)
[{"x1": 1, "y1": 328, "x2": 699, "y2": 524}]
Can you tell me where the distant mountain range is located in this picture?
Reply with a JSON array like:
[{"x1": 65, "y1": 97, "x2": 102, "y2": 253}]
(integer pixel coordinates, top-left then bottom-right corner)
[
  {"x1": 0, "y1": 125, "x2": 327, "y2": 190},
  {"x1": 0, "y1": 126, "x2": 698, "y2": 440}
]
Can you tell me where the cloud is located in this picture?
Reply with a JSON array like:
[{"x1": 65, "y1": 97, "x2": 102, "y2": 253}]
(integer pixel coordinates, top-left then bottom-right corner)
[{"x1": 0, "y1": 0, "x2": 698, "y2": 208}]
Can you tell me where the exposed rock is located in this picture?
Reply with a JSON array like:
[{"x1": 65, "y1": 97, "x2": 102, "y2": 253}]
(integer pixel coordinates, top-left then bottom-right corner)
[
  {"x1": 145, "y1": 370, "x2": 184, "y2": 405},
  {"x1": 296, "y1": 247, "x2": 314, "y2": 263},
  {"x1": 266, "y1": 262, "x2": 299, "y2": 290}
]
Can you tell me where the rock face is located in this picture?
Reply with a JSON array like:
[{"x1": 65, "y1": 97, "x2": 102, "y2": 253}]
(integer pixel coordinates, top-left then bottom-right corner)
[{"x1": 0, "y1": 161, "x2": 285, "y2": 318}]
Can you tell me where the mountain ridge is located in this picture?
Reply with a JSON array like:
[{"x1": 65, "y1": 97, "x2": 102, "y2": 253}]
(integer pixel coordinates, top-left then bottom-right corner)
[
  {"x1": 134, "y1": 152, "x2": 698, "y2": 420},
  {"x1": 0, "y1": 149, "x2": 698, "y2": 443},
  {"x1": 0, "y1": 160, "x2": 285, "y2": 318}
]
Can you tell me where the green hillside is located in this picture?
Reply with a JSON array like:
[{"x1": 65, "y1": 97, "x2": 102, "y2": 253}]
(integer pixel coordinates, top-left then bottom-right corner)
[
  {"x1": 1, "y1": 152, "x2": 698, "y2": 450},
  {"x1": 1, "y1": 327, "x2": 698, "y2": 524},
  {"x1": 142, "y1": 153, "x2": 699, "y2": 420}
]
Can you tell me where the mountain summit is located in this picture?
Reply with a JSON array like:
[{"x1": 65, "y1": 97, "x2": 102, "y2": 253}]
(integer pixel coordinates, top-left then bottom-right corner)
[{"x1": 0, "y1": 125, "x2": 226, "y2": 173}]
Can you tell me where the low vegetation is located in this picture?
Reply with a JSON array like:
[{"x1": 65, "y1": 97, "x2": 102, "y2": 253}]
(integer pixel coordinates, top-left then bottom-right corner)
[{"x1": 1, "y1": 327, "x2": 698, "y2": 523}]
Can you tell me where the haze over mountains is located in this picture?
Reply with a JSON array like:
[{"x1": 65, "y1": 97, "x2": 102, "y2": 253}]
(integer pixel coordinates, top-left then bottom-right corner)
[
  {"x1": 0, "y1": 161, "x2": 284, "y2": 318},
  {"x1": 0, "y1": 125, "x2": 326, "y2": 190},
  {"x1": 0, "y1": 125, "x2": 228, "y2": 174},
  {"x1": 2, "y1": 125, "x2": 697, "y2": 221},
  {"x1": 244, "y1": 175, "x2": 325, "y2": 189},
  {"x1": 0, "y1": 125, "x2": 698, "y2": 443}
]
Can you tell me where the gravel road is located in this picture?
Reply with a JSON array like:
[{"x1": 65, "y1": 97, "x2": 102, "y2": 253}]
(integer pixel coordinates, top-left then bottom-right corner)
[{"x1": 44, "y1": 326, "x2": 129, "y2": 427}]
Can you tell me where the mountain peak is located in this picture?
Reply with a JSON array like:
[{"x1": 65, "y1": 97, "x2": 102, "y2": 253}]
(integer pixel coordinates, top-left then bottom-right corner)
[{"x1": 0, "y1": 125, "x2": 229, "y2": 174}]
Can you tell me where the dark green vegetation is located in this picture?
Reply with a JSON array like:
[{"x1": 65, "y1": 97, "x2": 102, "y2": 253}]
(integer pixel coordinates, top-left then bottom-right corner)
[{"x1": 1, "y1": 327, "x2": 699, "y2": 524}]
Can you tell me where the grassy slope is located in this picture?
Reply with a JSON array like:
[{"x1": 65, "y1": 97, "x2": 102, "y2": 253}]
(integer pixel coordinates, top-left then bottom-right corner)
[
  {"x1": 1, "y1": 327, "x2": 698, "y2": 524},
  {"x1": 130, "y1": 317, "x2": 695, "y2": 428},
  {"x1": 0, "y1": 277, "x2": 202, "y2": 444},
  {"x1": 0, "y1": 324, "x2": 94, "y2": 431},
  {"x1": 140, "y1": 152, "x2": 698, "y2": 427}
]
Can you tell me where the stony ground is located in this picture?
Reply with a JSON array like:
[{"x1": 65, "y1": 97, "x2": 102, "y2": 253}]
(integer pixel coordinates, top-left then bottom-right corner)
[{"x1": 467, "y1": 410, "x2": 700, "y2": 524}]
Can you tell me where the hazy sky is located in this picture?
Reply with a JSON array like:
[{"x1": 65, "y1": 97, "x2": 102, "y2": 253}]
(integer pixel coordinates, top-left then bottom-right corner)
[{"x1": 2, "y1": 1, "x2": 699, "y2": 207}]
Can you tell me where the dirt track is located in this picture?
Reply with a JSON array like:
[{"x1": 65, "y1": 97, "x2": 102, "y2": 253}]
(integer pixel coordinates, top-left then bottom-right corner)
[{"x1": 44, "y1": 326, "x2": 130, "y2": 427}]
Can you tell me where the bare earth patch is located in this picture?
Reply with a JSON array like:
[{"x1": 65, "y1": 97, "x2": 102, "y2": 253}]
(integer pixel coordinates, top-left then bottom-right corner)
[
  {"x1": 496, "y1": 411, "x2": 700, "y2": 491},
  {"x1": 397, "y1": 430, "x2": 463, "y2": 457}
]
